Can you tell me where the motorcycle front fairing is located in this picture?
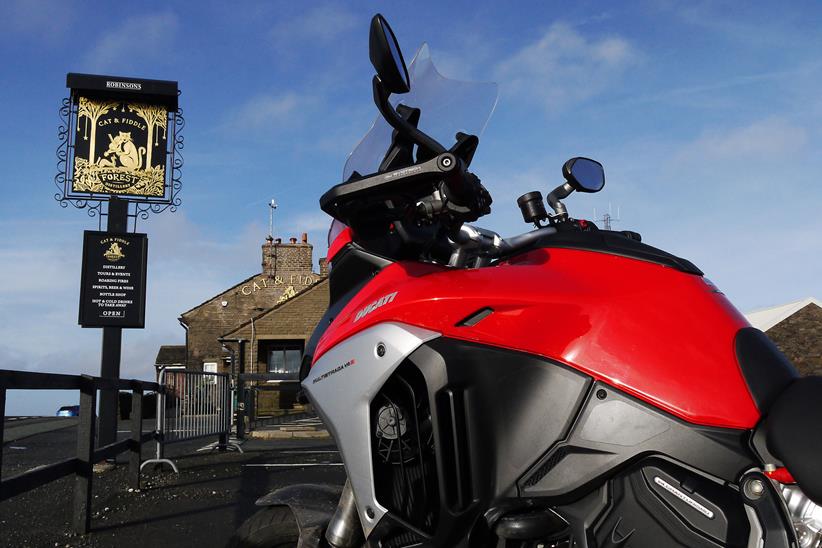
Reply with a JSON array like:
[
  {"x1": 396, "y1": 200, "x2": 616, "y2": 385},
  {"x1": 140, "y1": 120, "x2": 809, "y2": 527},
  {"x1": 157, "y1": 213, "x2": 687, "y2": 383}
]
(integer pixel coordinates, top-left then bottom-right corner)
[
  {"x1": 293, "y1": 26, "x2": 818, "y2": 548},
  {"x1": 303, "y1": 236, "x2": 821, "y2": 547}
]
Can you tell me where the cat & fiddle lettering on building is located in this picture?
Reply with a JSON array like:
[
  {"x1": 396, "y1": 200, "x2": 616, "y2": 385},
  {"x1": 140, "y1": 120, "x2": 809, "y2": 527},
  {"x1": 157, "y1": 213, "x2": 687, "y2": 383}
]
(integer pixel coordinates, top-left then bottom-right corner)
[{"x1": 157, "y1": 233, "x2": 330, "y2": 414}]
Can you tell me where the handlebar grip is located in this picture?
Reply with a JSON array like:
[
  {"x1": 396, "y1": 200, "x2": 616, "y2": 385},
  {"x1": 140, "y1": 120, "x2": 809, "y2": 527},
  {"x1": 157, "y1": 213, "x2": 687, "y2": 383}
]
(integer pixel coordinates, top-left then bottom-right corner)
[{"x1": 498, "y1": 227, "x2": 557, "y2": 254}]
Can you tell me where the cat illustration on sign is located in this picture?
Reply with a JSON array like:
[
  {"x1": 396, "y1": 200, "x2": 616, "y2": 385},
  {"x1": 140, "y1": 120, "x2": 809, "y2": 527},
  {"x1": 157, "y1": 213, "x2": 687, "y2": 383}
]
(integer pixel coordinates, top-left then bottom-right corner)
[{"x1": 98, "y1": 131, "x2": 146, "y2": 169}]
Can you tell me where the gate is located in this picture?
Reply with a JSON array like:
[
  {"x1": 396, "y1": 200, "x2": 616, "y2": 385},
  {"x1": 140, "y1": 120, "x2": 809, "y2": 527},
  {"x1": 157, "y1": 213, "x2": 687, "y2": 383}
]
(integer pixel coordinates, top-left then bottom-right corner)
[{"x1": 142, "y1": 369, "x2": 241, "y2": 472}]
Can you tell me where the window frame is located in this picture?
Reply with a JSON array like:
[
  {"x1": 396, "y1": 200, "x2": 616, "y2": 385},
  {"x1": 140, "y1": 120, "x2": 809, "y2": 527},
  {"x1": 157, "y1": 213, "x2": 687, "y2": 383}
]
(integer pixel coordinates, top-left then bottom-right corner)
[{"x1": 262, "y1": 340, "x2": 304, "y2": 381}]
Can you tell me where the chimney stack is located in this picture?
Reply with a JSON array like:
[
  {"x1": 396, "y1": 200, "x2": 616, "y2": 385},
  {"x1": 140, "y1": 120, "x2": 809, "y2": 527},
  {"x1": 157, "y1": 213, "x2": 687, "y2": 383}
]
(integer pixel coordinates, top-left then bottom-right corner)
[{"x1": 262, "y1": 234, "x2": 314, "y2": 276}]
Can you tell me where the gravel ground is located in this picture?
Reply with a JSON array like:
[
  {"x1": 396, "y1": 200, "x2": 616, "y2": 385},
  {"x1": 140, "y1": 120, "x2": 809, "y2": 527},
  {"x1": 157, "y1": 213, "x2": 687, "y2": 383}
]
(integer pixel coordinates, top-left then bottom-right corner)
[{"x1": 1, "y1": 430, "x2": 345, "y2": 547}]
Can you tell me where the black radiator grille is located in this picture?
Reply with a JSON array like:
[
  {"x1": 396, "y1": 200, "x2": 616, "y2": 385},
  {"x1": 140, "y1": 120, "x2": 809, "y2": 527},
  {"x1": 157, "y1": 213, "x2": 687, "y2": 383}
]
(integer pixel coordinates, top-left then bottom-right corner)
[{"x1": 371, "y1": 362, "x2": 439, "y2": 535}]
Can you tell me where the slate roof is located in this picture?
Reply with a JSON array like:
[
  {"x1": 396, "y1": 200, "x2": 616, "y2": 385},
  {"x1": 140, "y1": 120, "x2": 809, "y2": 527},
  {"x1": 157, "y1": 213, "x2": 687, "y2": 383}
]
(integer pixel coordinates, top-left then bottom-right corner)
[
  {"x1": 744, "y1": 297, "x2": 822, "y2": 332},
  {"x1": 154, "y1": 345, "x2": 187, "y2": 367}
]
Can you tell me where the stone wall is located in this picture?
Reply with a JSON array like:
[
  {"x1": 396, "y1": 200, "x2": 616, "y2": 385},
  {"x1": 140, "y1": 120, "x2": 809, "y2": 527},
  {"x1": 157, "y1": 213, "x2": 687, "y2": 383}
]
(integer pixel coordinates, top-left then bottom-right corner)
[
  {"x1": 224, "y1": 279, "x2": 330, "y2": 375},
  {"x1": 223, "y1": 280, "x2": 329, "y2": 412},
  {"x1": 180, "y1": 236, "x2": 322, "y2": 370},
  {"x1": 766, "y1": 303, "x2": 822, "y2": 376},
  {"x1": 262, "y1": 233, "x2": 314, "y2": 275}
]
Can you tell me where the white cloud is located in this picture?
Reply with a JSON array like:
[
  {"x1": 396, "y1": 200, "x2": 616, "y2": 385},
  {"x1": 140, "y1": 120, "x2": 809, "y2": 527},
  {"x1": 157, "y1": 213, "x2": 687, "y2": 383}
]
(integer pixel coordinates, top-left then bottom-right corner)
[
  {"x1": 82, "y1": 12, "x2": 178, "y2": 72},
  {"x1": 269, "y1": 4, "x2": 358, "y2": 46},
  {"x1": 281, "y1": 211, "x2": 333, "y2": 234},
  {"x1": 675, "y1": 117, "x2": 808, "y2": 163},
  {"x1": 225, "y1": 92, "x2": 306, "y2": 133},
  {"x1": 0, "y1": 213, "x2": 264, "y2": 407},
  {"x1": 658, "y1": 1, "x2": 792, "y2": 49},
  {"x1": 0, "y1": 207, "x2": 340, "y2": 414},
  {"x1": 494, "y1": 22, "x2": 637, "y2": 114},
  {"x1": 0, "y1": 0, "x2": 73, "y2": 41}
]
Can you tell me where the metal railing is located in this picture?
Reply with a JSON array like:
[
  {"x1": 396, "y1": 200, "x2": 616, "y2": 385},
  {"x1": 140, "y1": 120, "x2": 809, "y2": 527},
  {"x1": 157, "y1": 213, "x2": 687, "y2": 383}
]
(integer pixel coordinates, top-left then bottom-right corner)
[
  {"x1": 0, "y1": 369, "x2": 159, "y2": 534},
  {"x1": 235, "y1": 373, "x2": 306, "y2": 438},
  {"x1": 142, "y1": 369, "x2": 241, "y2": 472}
]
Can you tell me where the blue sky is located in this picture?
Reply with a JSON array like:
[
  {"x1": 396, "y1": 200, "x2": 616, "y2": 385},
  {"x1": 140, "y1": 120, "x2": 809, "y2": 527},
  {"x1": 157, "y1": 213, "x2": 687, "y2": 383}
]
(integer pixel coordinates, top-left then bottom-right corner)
[{"x1": 2, "y1": 1, "x2": 821, "y2": 414}]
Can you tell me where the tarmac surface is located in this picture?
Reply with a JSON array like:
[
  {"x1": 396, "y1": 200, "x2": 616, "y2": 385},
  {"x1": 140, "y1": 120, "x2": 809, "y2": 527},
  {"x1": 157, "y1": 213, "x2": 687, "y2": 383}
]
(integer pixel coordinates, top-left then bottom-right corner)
[
  {"x1": 3, "y1": 417, "x2": 80, "y2": 443},
  {"x1": 1, "y1": 417, "x2": 344, "y2": 547}
]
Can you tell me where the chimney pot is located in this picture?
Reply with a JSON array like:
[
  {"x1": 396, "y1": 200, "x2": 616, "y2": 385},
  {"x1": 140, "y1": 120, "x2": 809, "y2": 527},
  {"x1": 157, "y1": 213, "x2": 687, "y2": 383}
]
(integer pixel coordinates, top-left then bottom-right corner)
[
  {"x1": 275, "y1": 238, "x2": 282, "y2": 244},
  {"x1": 289, "y1": 237, "x2": 297, "y2": 244},
  {"x1": 301, "y1": 232, "x2": 308, "y2": 243}
]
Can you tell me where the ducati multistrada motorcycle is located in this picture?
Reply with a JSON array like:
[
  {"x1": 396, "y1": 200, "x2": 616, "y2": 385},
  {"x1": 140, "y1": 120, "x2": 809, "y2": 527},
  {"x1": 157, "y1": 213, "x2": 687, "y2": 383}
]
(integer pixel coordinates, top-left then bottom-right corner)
[{"x1": 232, "y1": 14, "x2": 822, "y2": 548}]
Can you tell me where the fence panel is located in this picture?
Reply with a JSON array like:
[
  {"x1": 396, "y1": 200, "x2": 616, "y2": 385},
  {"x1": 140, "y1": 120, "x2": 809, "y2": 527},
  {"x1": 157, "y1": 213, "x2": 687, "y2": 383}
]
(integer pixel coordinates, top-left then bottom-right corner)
[
  {"x1": 0, "y1": 369, "x2": 159, "y2": 534},
  {"x1": 142, "y1": 369, "x2": 240, "y2": 472}
]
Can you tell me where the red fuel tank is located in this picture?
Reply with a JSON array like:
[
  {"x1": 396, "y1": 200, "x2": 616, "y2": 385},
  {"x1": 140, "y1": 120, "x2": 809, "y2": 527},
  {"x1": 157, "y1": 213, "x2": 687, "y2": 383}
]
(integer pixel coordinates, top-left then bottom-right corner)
[{"x1": 314, "y1": 247, "x2": 758, "y2": 429}]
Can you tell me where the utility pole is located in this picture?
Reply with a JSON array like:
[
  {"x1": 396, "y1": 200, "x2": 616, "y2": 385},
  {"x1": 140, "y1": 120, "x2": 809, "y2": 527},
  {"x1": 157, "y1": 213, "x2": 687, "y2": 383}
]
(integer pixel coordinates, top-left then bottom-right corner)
[{"x1": 594, "y1": 204, "x2": 621, "y2": 231}]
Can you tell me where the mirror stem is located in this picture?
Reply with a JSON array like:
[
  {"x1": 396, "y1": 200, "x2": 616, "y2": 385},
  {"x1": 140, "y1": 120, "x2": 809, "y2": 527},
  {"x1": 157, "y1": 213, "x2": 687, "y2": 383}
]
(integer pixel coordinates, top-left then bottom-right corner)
[
  {"x1": 372, "y1": 76, "x2": 446, "y2": 156},
  {"x1": 546, "y1": 182, "x2": 574, "y2": 218}
]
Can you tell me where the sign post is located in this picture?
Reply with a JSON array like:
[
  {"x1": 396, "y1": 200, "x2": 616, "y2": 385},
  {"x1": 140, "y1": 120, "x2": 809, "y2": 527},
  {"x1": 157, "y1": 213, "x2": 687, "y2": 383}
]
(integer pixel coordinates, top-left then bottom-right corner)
[
  {"x1": 56, "y1": 74, "x2": 182, "y2": 450},
  {"x1": 100, "y1": 197, "x2": 126, "y2": 445}
]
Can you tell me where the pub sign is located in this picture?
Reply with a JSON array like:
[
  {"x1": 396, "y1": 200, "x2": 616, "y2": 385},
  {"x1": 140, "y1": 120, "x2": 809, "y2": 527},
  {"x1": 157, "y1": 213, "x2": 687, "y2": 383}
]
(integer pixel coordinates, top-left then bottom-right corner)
[
  {"x1": 73, "y1": 97, "x2": 167, "y2": 197},
  {"x1": 79, "y1": 231, "x2": 148, "y2": 328},
  {"x1": 59, "y1": 73, "x2": 180, "y2": 204}
]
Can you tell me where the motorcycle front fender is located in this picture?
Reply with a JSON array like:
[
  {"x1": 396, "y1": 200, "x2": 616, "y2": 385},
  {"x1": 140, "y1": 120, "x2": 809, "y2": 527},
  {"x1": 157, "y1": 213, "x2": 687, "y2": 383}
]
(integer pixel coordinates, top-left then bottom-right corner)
[{"x1": 256, "y1": 483, "x2": 344, "y2": 548}]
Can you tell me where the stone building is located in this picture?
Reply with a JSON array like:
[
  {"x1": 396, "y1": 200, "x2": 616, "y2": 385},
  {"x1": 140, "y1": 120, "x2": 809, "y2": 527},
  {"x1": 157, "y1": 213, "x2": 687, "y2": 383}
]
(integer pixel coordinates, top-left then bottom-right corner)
[
  {"x1": 222, "y1": 278, "x2": 329, "y2": 413},
  {"x1": 745, "y1": 297, "x2": 822, "y2": 376},
  {"x1": 157, "y1": 233, "x2": 330, "y2": 412},
  {"x1": 176, "y1": 233, "x2": 327, "y2": 374}
]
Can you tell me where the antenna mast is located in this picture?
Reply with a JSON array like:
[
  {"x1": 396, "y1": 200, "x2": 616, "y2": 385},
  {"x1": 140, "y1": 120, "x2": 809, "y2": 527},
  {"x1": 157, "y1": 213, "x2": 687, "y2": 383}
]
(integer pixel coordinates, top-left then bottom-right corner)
[
  {"x1": 267, "y1": 199, "x2": 278, "y2": 279},
  {"x1": 268, "y1": 199, "x2": 278, "y2": 240}
]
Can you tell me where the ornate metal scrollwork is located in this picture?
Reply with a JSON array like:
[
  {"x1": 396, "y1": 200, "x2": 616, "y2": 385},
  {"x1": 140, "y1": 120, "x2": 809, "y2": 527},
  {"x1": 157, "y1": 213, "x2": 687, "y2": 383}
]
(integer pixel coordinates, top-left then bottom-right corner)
[{"x1": 54, "y1": 93, "x2": 184, "y2": 231}]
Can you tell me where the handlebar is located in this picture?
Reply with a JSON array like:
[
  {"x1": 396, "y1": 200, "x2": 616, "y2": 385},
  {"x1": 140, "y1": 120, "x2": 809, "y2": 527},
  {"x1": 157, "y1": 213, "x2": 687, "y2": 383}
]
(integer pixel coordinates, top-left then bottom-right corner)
[
  {"x1": 498, "y1": 226, "x2": 557, "y2": 254},
  {"x1": 448, "y1": 224, "x2": 557, "y2": 267}
]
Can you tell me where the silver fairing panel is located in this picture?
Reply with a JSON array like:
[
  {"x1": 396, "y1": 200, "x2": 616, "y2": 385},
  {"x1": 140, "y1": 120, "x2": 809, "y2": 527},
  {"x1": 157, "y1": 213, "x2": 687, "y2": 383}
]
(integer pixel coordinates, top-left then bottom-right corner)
[{"x1": 301, "y1": 322, "x2": 440, "y2": 537}]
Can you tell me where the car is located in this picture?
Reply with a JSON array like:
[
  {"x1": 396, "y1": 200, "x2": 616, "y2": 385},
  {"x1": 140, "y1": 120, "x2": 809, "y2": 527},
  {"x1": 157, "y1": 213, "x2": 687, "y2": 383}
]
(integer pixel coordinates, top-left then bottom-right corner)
[{"x1": 56, "y1": 405, "x2": 80, "y2": 417}]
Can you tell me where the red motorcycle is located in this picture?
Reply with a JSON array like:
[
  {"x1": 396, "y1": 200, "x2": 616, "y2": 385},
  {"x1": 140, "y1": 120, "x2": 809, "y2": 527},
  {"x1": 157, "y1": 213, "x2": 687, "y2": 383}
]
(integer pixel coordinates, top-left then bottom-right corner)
[{"x1": 233, "y1": 14, "x2": 822, "y2": 548}]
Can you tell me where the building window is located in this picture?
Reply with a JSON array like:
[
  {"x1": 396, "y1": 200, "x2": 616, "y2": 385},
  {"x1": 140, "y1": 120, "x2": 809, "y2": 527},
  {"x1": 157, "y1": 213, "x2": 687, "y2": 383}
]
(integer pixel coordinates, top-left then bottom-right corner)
[
  {"x1": 203, "y1": 362, "x2": 218, "y2": 384},
  {"x1": 264, "y1": 341, "x2": 303, "y2": 380}
]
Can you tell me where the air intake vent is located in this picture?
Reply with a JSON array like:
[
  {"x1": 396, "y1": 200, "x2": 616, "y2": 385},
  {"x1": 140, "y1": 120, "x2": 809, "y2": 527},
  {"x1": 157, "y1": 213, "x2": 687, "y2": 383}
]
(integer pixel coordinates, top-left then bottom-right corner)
[
  {"x1": 382, "y1": 529, "x2": 425, "y2": 548},
  {"x1": 523, "y1": 445, "x2": 572, "y2": 487},
  {"x1": 437, "y1": 388, "x2": 472, "y2": 511},
  {"x1": 371, "y1": 362, "x2": 439, "y2": 534}
]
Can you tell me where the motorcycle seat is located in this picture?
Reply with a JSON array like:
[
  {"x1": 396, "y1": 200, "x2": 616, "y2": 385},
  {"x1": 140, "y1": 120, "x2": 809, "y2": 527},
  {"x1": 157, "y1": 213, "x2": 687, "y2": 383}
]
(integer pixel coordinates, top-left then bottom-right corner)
[{"x1": 766, "y1": 376, "x2": 822, "y2": 505}]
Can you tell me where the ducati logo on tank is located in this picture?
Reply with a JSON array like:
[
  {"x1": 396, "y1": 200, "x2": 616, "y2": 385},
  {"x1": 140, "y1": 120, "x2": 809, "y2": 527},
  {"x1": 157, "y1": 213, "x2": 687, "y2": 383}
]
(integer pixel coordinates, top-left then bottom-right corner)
[{"x1": 353, "y1": 291, "x2": 398, "y2": 322}]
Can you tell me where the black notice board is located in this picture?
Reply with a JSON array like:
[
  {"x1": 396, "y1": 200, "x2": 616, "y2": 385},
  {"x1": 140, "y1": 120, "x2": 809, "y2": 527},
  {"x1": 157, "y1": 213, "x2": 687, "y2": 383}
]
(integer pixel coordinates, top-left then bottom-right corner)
[{"x1": 79, "y1": 231, "x2": 148, "y2": 328}]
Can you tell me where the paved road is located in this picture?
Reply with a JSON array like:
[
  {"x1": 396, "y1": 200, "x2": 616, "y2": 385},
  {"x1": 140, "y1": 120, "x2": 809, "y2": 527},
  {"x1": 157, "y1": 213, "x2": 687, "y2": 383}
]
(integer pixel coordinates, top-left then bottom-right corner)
[
  {"x1": 2, "y1": 418, "x2": 157, "y2": 479},
  {"x1": 1, "y1": 418, "x2": 346, "y2": 547},
  {"x1": 3, "y1": 416, "x2": 80, "y2": 443}
]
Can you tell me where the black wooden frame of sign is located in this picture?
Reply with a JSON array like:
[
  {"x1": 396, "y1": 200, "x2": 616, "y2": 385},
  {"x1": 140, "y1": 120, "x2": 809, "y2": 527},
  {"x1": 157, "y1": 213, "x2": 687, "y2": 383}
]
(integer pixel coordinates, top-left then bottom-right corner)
[
  {"x1": 78, "y1": 231, "x2": 148, "y2": 328},
  {"x1": 55, "y1": 74, "x2": 184, "y2": 230}
]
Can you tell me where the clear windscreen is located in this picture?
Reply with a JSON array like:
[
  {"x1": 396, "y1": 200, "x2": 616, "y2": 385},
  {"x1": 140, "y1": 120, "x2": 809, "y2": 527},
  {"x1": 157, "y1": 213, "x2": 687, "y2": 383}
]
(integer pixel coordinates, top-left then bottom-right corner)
[
  {"x1": 327, "y1": 218, "x2": 348, "y2": 249},
  {"x1": 342, "y1": 43, "x2": 499, "y2": 181}
]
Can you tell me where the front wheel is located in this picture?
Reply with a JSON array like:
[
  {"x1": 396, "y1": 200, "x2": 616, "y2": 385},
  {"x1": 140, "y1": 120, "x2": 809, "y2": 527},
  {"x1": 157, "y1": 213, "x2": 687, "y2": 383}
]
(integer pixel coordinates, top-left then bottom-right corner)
[{"x1": 228, "y1": 505, "x2": 300, "y2": 548}]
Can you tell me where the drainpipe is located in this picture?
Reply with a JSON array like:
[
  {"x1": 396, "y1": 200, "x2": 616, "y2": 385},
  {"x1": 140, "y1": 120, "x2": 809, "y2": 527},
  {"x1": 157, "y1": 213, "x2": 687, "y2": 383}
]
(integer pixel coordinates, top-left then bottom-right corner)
[
  {"x1": 178, "y1": 317, "x2": 189, "y2": 375},
  {"x1": 250, "y1": 317, "x2": 255, "y2": 374}
]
